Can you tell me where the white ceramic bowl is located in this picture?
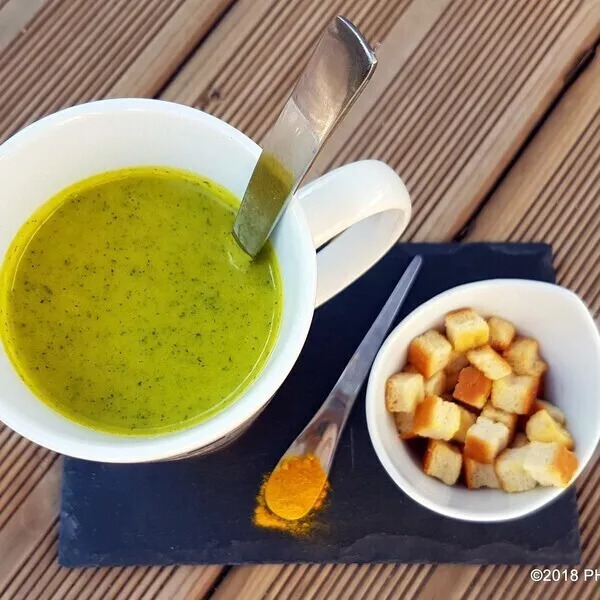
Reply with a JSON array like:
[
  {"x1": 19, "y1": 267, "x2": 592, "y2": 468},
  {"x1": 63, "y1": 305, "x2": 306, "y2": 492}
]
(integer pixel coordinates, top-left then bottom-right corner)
[{"x1": 366, "y1": 279, "x2": 600, "y2": 522}]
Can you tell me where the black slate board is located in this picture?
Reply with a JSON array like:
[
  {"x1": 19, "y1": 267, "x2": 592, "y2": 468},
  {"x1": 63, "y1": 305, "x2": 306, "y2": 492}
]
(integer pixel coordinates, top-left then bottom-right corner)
[{"x1": 59, "y1": 243, "x2": 581, "y2": 567}]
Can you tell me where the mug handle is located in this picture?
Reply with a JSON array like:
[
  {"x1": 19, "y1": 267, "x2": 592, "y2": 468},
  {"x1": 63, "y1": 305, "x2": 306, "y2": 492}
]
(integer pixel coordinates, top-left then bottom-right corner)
[{"x1": 295, "y1": 160, "x2": 412, "y2": 307}]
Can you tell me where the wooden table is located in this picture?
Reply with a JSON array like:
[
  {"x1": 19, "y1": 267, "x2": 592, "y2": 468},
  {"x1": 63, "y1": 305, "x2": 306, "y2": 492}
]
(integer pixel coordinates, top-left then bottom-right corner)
[{"x1": 0, "y1": 0, "x2": 599, "y2": 598}]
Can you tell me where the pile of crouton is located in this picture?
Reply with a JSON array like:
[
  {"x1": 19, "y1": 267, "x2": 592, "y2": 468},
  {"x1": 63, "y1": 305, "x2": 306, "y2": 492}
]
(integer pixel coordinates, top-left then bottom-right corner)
[{"x1": 385, "y1": 308, "x2": 578, "y2": 492}]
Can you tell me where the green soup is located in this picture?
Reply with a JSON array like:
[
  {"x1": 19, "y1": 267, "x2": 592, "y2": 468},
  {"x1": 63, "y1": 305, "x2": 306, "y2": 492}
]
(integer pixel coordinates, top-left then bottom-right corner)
[{"x1": 0, "y1": 167, "x2": 282, "y2": 435}]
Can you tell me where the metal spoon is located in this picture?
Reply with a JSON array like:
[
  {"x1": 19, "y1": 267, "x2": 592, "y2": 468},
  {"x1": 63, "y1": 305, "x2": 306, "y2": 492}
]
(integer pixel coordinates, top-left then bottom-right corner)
[
  {"x1": 233, "y1": 16, "x2": 377, "y2": 257},
  {"x1": 265, "y1": 256, "x2": 423, "y2": 518}
]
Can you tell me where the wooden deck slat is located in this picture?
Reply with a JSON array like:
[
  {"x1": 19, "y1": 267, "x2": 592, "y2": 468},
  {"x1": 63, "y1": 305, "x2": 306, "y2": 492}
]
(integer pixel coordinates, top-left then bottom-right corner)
[
  {"x1": 213, "y1": 562, "x2": 435, "y2": 600},
  {"x1": 0, "y1": 0, "x2": 113, "y2": 133},
  {"x1": 0, "y1": 0, "x2": 80, "y2": 98},
  {"x1": 17, "y1": 535, "x2": 62, "y2": 600},
  {"x1": 63, "y1": 0, "x2": 175, "y2": 101},
  {"x1": 320, "y1": 564, "x2": 363, "y2": 600},
  {"x1": 331, "y1": 0, "x2": 504, "y2": 165},
  {"x1": 468, "y1": 51, "x2": 600, "y2": 321},
  {"x1": 0, "y1": 460, "x2": 60, "y2": 594},
  {"x1": 152, "y1": 565, "x2": 224, "y2": 599},
  {"x1": 107, "y1": 0, "x2": 235, "y2": 98},
  {"x1": 161, "y1": 0, "x2": 280, "y2": 106},
  {"x1": 131, "y1": 566, "x2": 175, "y2": 600},
  {"x1": 324, "y1": 0, "x2": 599, "y2": 243},
  {"x1": 2, "y1": 527, "x2": 58, "y2": 600},
  {"x1": 218, "y1": 0, "x2": 413, "y2": 142},
  {"x1": 386, "y1": 0, "x2": 565, "y2": 222},
  {"x1": 0, "y1": 446, "x2": 54, "y2": 531},
  {"x1": 4, "y1": 0, "x2": 174, "y2": 130},
  {"x1": 290, "y1": 564, "x2": 332, "y2": 600},
  {"x1": 0, "y1": 0, "x2": 233, "y2": 143},
  {"x1": 161, "y1": 0, "x2": 417, "y2": 137},
  {"x1": 60, "y1": 568, "x2": 113, "y2": 600},
  {"x1": 0, "y1": 0, "x2": 45, "y2": 54},
  {"x1": 0, "y1": 1, "x2": 56, "y2": 70}
]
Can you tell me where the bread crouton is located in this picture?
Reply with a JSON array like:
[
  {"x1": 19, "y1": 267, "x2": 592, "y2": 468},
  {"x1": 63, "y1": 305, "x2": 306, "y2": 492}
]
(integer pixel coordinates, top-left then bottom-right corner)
[
  {"x1": 503, "y1": 337, "x2": 538, "y2": 375},
  {"x1": 527, "y1": 358, "x2": 548, "y2": 378},
  {"x1": 445, "y1": 308, "x2": 490, "y2": 352},
  {"x1": 413, "y1": 395, "x2": 461, "y2": 440},
  {"x1": 423, "y1": 440, "x2": 462, "y2": 485},
  {"x1": 452, "y1": 405, "x2": 477, "y2": 444},
  {"x1": 526, "y1": 409, "x2": 574, "y2": 449},
  {"x1": 394, "y1": 411, "x2": 417, "y2": 439},
  {"x1": 535, "y1": 366, "x2": 547, "y2": 398},
  {"x1": 402, "y1": 364, "x2": 420, "y2": 374},
  {"x1": 444, "y1": 351, "x2": 468, "y2": 392},
  {"x1": 408, "y1": 330, "x2": 452, "y2": 378},
  {"x1": 464, "y1": 416, "x2": 510, "y2": 464},
  {"x1": 487, "y1": 316, "x2": 516, "y2": 351},
  {"x1": 445, "y1": 370, "x2": 460, "y2": 393},
  {"x1": 491, "y1": 374, "x2": 538, "y2": 414},
  {"x1": 495, "y1": 446, "x2": 537, "y2": 492},
  {"x1": 453, "y1": 366, "x2": 491, "y2": 409},
  {"x1": 523, "y1": 441, "x2": 578, "y2": 487},
  {"x1": 464, "y1": 456, "x2": 500, "y2": 489},
  {"x1": 453, "y1": 405, "x2": 477, "y2": 444},
  {"x1": 386, "y1": 373, "x2": 424, "y2": 413},
  {"x1": 466, "y1": 345, "x2": 512, "y2": 380},
  {"x1": 481, "y1": 402, "x2": 517, "y2": 438},
  {"x1": 424, "y1": 370, "x2": 447, "y2": 396},
  {"x1": 532, "y1": 399, "x2": 566, "y2": 425},
  {"x1": 512, "y1": 432, "x2": 529, "y2": 448},
  {"x1": 516, "y1": 413, "x2": 529, "y2": 432},
  {"x1": 446, "y1": 350, "x2": 469, "y2": 374}
]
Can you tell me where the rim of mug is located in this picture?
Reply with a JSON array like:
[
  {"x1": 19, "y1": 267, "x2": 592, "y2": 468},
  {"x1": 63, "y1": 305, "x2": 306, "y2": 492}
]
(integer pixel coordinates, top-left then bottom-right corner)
[{"x1": 0, "y1": 99, "x2": 318, "y2": 462}]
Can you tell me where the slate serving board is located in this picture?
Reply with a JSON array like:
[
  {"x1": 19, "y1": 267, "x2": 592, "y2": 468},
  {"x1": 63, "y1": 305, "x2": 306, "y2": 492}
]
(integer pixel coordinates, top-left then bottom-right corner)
[{"x1": 59, "y1": 243, "x2": 581, "y2": 567}]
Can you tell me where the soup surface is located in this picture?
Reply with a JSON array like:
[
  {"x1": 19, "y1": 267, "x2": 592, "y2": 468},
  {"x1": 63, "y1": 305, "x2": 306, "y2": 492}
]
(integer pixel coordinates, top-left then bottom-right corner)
[{"x1": 0, "y1": 167, "x2": 282, "y2": 435}]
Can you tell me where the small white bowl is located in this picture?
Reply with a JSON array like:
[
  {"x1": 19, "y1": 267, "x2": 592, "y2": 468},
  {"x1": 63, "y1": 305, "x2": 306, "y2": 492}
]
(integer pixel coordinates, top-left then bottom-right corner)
[{"x1": 366, "y1": 279, "x2": 600, "y2": 522}]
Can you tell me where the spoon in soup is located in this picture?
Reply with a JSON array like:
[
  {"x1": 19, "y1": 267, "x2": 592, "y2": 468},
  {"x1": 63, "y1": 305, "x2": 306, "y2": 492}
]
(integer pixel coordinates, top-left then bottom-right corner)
[
  {"x1": 263, "y1": 256, "x2": 423, "y2": 521},
  {"x1": 233, "y1": 16, "x2": 377, "y2": 257}
]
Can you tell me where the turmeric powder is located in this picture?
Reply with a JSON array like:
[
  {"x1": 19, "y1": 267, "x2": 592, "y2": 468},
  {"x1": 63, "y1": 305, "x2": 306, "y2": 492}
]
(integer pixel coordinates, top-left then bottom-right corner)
[{"x1": 253, "y1": 454, "x2": 329, "y2": 535}]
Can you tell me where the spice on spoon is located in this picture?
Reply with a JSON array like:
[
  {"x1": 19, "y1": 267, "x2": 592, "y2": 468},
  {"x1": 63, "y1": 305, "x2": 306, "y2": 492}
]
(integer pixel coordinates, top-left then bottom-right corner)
[
  {"x1": 253, "y1": 454, "x2": 329, "y2": 535},
  {"x1": 252, "y1": 258, "x2": 422, "y2": 534}
]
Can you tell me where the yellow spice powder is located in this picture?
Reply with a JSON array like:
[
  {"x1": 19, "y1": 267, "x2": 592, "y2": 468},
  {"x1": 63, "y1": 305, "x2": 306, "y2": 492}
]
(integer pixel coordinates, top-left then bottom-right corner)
[{"x1": 253, "y1": 454, "x2": 329, "y2": 536}]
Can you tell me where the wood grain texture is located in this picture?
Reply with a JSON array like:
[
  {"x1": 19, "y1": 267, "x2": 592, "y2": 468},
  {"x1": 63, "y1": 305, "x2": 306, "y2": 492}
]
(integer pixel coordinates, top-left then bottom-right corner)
[
  {"x1": 320, "y1": 0, "x2": 600, "y2": 243},
  {"x1": 468, "y1": 51, "x2": 600, "y2": 321},
  {"x1": 0, "y1": 0, "x2": 232, "y2": 143},
  {"x1": 0, "y1": 459, "x2": 60, "y2": 594},
  {"x1": 161, "y1": 0, "x2": 417, "y2": 135},
  {"x1": 212, "y1": 563, "x2": 434, "y2": 600},
  {"x1": 0, "y1": 0, "x2": 44, "y2": 53},
  {"x1": 107, "y1": 0, "x2": 235, "y2": 98}
]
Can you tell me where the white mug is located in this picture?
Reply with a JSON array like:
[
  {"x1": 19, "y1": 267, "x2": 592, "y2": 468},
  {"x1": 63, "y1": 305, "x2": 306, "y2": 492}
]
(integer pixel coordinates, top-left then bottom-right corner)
[{"x1": 0, "y1": 99, "x2": 411, "y2": 462}]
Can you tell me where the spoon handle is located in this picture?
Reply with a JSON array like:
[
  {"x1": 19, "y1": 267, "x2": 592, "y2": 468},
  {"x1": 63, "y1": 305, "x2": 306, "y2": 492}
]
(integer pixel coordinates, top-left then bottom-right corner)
[
  {"x1": 285, "y1": 255, "x2": 423, "y2": 472},
  {"x1": 233, "y1": 16, "x2": 377, "y2": 257}
]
